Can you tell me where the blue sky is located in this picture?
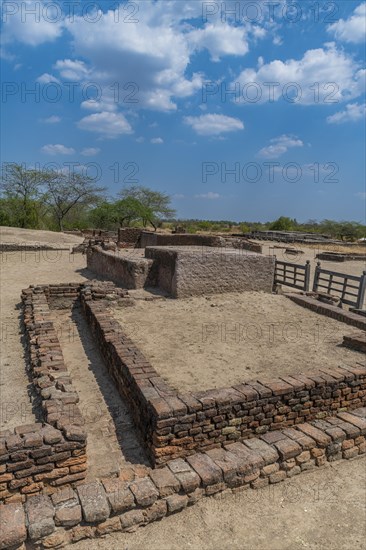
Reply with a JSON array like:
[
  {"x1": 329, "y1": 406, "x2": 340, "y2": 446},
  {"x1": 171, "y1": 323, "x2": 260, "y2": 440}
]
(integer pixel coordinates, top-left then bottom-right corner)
[{"x1": 1, "y1": 0, "x2": 365, "y2": 222}]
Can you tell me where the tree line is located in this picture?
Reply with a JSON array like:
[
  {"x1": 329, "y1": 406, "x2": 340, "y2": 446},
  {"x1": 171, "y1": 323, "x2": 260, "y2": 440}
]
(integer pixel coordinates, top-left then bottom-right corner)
[
  {"x1": 0, "y1": 164, "x2": 174, "y2": 231},
  {"x1": 0, "y1": 164, "x2": 364, "y2": 241}
]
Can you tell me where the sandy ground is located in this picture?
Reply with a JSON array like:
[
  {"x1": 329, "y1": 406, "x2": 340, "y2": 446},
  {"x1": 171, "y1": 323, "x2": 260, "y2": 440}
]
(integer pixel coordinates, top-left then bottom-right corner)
[
  {"x1": 111, "y1": 293, "x2": 361, "y2": 393},
  {"x1": 0, "y1": 226, "x2": 83, "y2": 247},
  {"x1": 72, "y1": 458, "x2": 366, "y2": 550},
  {"x1": 260, "y1": 241, "x2": 366, "y2": 279}
]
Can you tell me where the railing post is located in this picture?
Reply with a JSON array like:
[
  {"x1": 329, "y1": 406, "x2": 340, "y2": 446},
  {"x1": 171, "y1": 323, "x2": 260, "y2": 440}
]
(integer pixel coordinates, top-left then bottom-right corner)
[
  {"x1": 313, "y1": 262, "x2": 321, "y2": 292},
  {"x1": 304, "y1": 260, "x2": 311, "y2": 291},
  {"x1": 356, "y1": 271, "x2": 366, "y2": 309}
]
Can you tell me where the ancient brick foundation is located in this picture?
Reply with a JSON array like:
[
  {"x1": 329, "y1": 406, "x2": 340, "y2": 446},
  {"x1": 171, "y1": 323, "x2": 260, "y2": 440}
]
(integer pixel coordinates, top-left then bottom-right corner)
[
  {"x1": 81, "y1": 289, "x2": 366, "y2": 466},
  {"x1": 1, "y1": 408, "x2": 365, "y2": 549}
]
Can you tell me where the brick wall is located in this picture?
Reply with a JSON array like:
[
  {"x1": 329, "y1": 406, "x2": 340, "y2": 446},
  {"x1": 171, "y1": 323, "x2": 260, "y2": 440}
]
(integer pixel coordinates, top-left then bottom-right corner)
[
  {"x1": 86, "y1": 246, "x2": 156, "y2": 289},
  {"x1": 145, "y1": 247, "x2": 275, "y2": 298},
  {"x1": 140, "y1": 232, "x2": 225, "y2": 248},
  {"x1": 117, "y1": 228, "x2": 142, "y2": 246},
  {"x1": 1, "y1": 408, "x2": 365, "y2": 549}
]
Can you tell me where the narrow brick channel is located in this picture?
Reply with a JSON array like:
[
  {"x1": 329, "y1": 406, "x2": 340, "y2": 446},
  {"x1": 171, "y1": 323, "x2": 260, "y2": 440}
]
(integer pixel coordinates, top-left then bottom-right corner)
[{"x1": 51, "y1": 306, "x2": 149, "y2": 480}]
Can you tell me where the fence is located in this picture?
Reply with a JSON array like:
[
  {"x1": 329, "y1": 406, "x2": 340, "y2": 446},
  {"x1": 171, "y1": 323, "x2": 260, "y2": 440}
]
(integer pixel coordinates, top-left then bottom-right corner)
[
  {"x1": 312, "y1": 263, "x2": 366, "y2": 309},
  {"x1": 274, "y1": 259, "x2": 311, "y2": 291}
]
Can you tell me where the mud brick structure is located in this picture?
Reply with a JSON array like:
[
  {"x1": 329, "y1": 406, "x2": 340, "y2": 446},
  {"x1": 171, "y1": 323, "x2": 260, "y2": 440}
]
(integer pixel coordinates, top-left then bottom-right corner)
[
  {"x1": 86, "y1": 246, "x2": 156, "y2": 289},
  {"x1": 1, "y1": 407, "x2": 365, "y2": 549},
  {"x1": 117, "y1": 228, "x2": 143, "y2": 248},
  {"x1": 145, "y1": 246, "x2": 275, "y2": 297}
]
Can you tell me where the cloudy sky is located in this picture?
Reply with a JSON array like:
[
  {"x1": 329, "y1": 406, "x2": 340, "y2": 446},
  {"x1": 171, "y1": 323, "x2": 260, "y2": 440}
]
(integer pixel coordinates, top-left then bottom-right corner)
[{"x1": 1, "y1": 0, "x2": 365, "y2": 221}]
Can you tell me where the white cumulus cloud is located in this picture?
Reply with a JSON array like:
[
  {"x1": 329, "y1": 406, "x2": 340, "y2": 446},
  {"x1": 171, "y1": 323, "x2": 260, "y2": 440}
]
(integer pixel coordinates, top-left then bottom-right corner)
[
  {"x1": 2, "y1": 0, "x2": 63, "y2": 46},
  {"x1": 150, "y1": 137, "x2": 164, "y2": 144},
  {"x1": 184, "y1": 114, "x2": 244, "y2": 136},
  {"x1": 41, "y1": 115, "x2": 61, "y2": 124},
  {"x1": 80, "y1": 147, "x2": 101, "y2": 157},
  {"x1": 234, "y1": 43, "x2": 365, "y2": 105},
  {"x1": 328, "y1": 3, "x2": 366, "y2": 44},
  {"x1": 258, "y1": 135, "x2": 304, "y2": 159},
  {"x1": 77, "y1": 112, "x2": 133, "y2": 138},
  {"x1": 37, "y1": 73, "x2": 60, "y2": 84},
  {"x1": 41, "y1": 144, "x2": 75, "y2": 155},
  {"x1": 327, "y1": 102, "x2": 366, "y2": 124}
]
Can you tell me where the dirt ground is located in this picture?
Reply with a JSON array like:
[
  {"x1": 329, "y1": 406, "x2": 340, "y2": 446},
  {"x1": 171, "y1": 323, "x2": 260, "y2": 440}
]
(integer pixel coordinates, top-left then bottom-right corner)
[
  {"x1": 260, "y1": 241, "x2": 366, "y2": 279},
  {"x1": 111, "y1": 292, "x2": 361, "y2": 393},
  {"x1": 0, "y1": 226, "x2": 84, "y2": 247},
  {"x1": 72, "y1": 458, "x2": 366, "y2": 550}
]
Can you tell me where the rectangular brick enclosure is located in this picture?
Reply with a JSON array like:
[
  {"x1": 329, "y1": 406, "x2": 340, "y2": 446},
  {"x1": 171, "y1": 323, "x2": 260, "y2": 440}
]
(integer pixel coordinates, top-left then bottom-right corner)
[{"x1": 81, "y1": 286, "x2": 366, "y2": 466}]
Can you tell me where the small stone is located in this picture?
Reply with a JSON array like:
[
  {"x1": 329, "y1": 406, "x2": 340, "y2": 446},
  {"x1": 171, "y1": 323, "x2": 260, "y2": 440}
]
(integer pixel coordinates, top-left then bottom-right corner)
[
  {"x1": 70, "y1": 526, "x2": 95, "y2": 542},
  {"x1": 149, "y1": 467, "x2": 180, "y2": 497},
  {"x1": 41, "y1": 531, "x2": 70, "y2": 548},
  {"x1": 251, "y1": 477, "x2": 269, "y2": 489},
  {"x1": 77, "y1": 482, "x2": 110, "y2": 523},
  {"x1": 343, "y1": 447, "x2": 359, "y2": 459},
  {"x1": 55, "y1": 504, "x2": 82, "y2": 527},
  {"x1": 102, "y1": 478, "x2": 135, "y2": 514},
  {"x1": 165, "y1": 494, "x2": 188, "y2": 513},
  {"x1": 120, "y1": 509, "x2": 145, "y2": 532},
  {"x1": 261, "y1": 463, "x2": 279, "y2": 476},
  {"x1": 186, "y1": 453, "x2": 223, "y2": 487},
  {"x1": 25, "y1": 494, "x2": 55, "y2": 540},
  {"x1": 287, "y1": 465, "x2": 301, "y2": 477},
  {"x1": 0, "y1": 502, "x2": 27, "y2": 549},
  {"x1": 296, "y1": 451, "x2": 311, "y2": 464},
  {"x1": 144, "y1": 500, "x2": 167, "y2": 523},
  {"x1": 269, "y1": 470, "x2": 287, "y2": 483},
  {"x1": 129, "y1": 477, "x2": 159, "y2": 507},
  {"x1": 188, "y1": 487, "x2": 204, "y2": 505},
  {"x1": 95, "y1": 517, "x2": 121, "y2": 536},
  {"x1": 301, "y1": 460, "x2": 317, "y2": 471}
]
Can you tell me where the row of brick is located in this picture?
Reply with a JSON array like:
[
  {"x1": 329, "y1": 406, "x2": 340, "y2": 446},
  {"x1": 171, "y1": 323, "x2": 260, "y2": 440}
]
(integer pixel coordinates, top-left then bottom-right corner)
[
  {"x1": 343, "y1": 331, "x2": 366, "y2": 353},
  {"x1": 287, "y1": 294, "x2": 366, "y2": 330},
  {"x1": 1, "y1": 407, "x2": 365, "y2": 549}
]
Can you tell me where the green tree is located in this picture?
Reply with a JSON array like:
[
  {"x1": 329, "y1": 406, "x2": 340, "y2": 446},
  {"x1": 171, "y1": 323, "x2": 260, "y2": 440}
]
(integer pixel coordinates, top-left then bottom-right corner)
[
  {"x1": 0, "y1": 163, "x2": 46, "y2": 228},
  {"x1": 269, "y1": 216, "x2": 294, "y2": 231},
  {"x1": 118, "y1": 185, "x2": 175, "y2": 230},
  {"x1": 43, "y1": 171, "x2": 105, "y2": 231}
]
